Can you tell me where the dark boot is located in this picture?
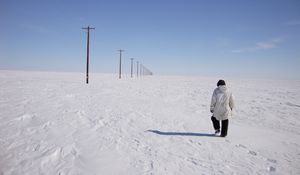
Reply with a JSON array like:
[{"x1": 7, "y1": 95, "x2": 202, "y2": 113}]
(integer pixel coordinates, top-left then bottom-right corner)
[
  {"x1": 211, "y1": 116, "x2": 220, "y2": 132},
  {"x1": 221, "y1": 119, "x2": 229, "y2": 137}
]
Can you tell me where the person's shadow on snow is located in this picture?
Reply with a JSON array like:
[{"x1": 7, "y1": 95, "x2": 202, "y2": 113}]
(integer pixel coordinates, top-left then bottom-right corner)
[{"x1": 147, "y1": 130, "x2": 217, "y2": 137}]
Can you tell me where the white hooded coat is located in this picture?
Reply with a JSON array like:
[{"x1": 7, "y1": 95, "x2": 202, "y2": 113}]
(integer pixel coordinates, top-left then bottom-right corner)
[{"x1": 210, "y1": 85, "x2": 234, "y2": 121}]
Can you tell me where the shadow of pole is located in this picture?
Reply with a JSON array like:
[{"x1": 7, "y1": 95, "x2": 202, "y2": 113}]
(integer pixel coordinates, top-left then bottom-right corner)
[{"x1": 147, "y1": 130, "x2": 217, "y2": 137}]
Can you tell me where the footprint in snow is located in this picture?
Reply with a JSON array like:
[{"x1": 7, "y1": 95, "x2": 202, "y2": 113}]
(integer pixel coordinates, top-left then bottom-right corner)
[
  {"x1": 286, "y1": 102, "x2": 300, "y2": 108},
  {"x1": 267, "y1": 158, "x2": 277, "y2": 163},
  {"x1": 41, "y1": 148, "x2": 62, "y2": 167},
  {"x1": 248, "y1": 150, "x2": 257, "y2": 156},
  {"x1": 236, "y1": 144, "x2": 258, "y2": 156},
  {"x1": 15, "y1": 114, "x2": 35, "y2": 121},
  {"x1": 34, "y1": 144, "x2": 40, "y2": 151},
  {"x1": 268, "y1": 166, "x2": 276, "y2": 172},
  {"x1": 76, "y1": 110, "x2": 86, "y2": 116},
  {"x1": 43, "y1": 121, "x2": 52, "y2": 130},
  {"x1": 236, "y1": 144, "x2": 277, "y2": 172},
  {"x1": 236, "y1": 144, "x2": 247, "y2": 149}
]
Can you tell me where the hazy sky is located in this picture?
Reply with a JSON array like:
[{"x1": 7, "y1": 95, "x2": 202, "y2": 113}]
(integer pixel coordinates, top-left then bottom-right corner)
[{"x1": 1, "y1": 0, "x2": 300, "y2": 79}]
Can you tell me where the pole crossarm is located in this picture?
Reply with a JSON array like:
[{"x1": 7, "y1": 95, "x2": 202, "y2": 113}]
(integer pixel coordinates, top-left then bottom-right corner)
[{"x1": 82, "y1": 27, "x2": 95, "y2": 30}]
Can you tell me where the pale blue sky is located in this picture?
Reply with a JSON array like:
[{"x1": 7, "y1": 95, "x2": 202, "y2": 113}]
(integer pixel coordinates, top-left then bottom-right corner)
[{"x1": 1, "y1": 0, "x2": 300, "y2": 79}]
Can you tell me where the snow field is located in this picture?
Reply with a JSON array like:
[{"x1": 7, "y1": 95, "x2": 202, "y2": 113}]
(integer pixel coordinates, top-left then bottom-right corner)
[{"x1": 0, "y1": 70, "x2": 300, "y2": 174}]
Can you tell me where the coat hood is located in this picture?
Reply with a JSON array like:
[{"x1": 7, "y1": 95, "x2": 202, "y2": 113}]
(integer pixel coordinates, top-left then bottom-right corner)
[{"x1": 218, "y1": 85, "x2": 227, "y2": 92}]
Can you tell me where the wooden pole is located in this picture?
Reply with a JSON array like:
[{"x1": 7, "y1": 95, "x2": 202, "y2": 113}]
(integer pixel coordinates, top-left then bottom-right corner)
[
  {"x1": 130, "y1": 58, "x2": 134, "y2": 78},
  {"x1": 117, "y1": 49, "x2": 124, "y2": 79},
  {"x1": 136, "y1": 61, "x2": 139, "y2": 77},
  {"x1": 82, "y1": 26, "x2": 95, "y2": 84}
]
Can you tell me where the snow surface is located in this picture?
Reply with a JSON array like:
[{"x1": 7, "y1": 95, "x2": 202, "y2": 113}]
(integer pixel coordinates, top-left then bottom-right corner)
[{"x1": 0, "y1": 70, "x2": 300, "y2": 175}]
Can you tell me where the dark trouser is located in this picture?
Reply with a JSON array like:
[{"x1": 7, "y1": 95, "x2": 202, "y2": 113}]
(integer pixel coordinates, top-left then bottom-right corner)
[{"x1": 211, "y1": 116, "x2": 229, "y2": 137}]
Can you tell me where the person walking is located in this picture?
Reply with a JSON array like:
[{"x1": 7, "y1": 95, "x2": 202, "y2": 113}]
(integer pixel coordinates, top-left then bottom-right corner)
[{"x1": 210, "y1": 80, "x2": 234, "y2": 137}]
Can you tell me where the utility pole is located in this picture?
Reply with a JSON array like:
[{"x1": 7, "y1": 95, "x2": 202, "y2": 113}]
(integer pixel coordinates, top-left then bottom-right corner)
[
  {"x1": 117, "y1": 49, "x2": 124, "y2": 79},
  {"x1": 130, "y1": 58, "x2": 134, "y2": 78},
  {"x1": 82, "y1": 26, "x2": 95, "y2": 84},
  {"x1": 136, "y1": 61, "x2": 139, "y2": 77},
  {"x1": 140, "y1": 63, "x2": 142, "y2": 76}
]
